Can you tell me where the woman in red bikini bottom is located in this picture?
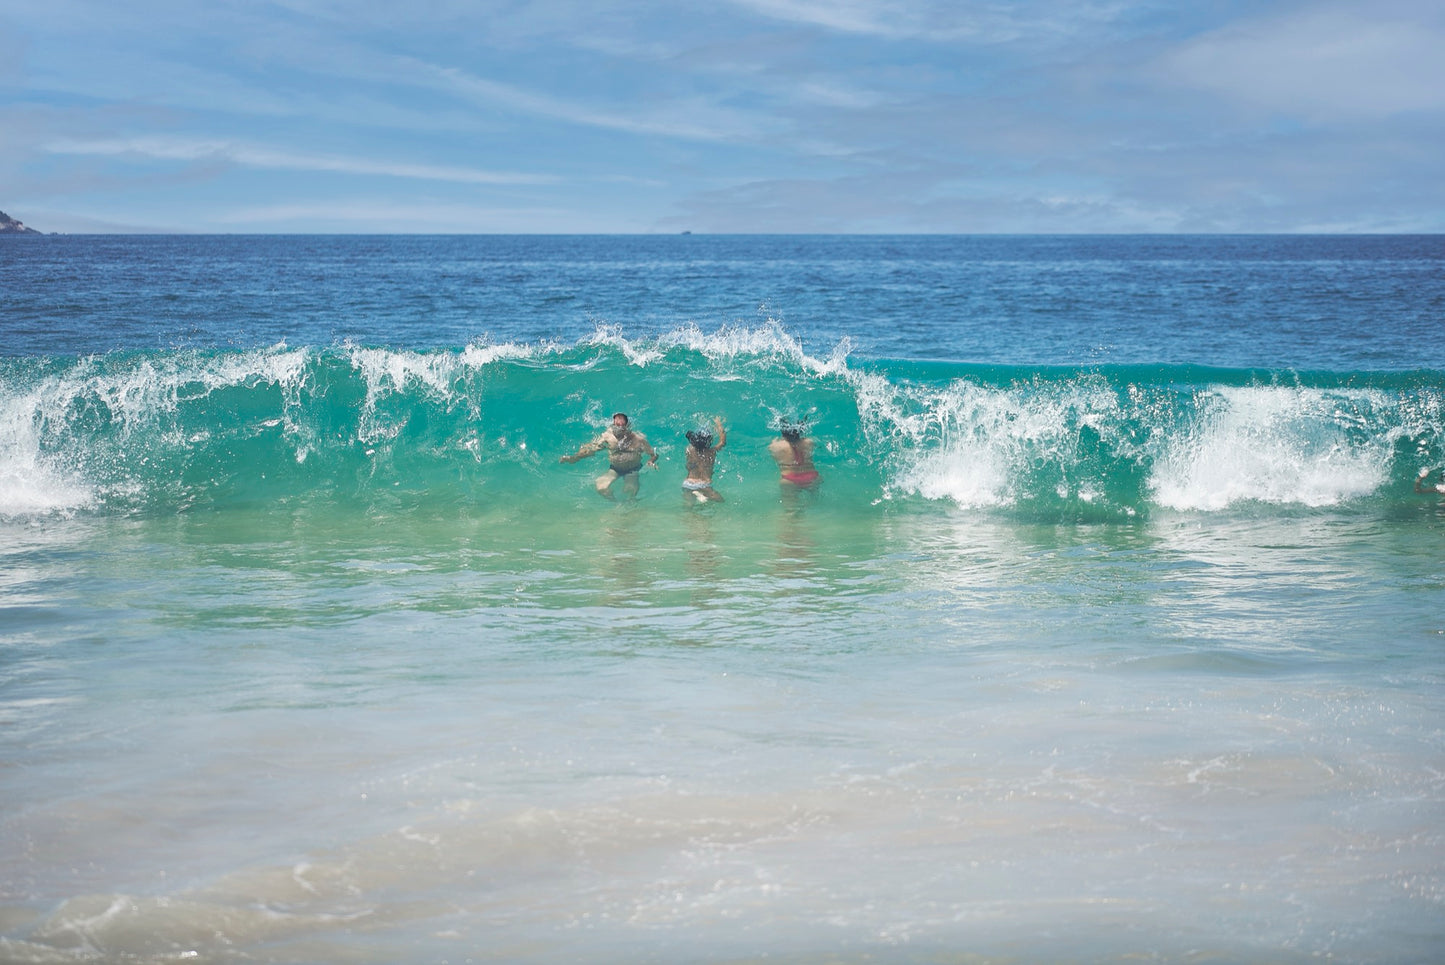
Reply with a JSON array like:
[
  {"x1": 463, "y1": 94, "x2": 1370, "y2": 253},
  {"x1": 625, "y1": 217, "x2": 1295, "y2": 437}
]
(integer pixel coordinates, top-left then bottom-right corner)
[{"x1": 769, "y1": 422, "x2": 820, "y2": 490}]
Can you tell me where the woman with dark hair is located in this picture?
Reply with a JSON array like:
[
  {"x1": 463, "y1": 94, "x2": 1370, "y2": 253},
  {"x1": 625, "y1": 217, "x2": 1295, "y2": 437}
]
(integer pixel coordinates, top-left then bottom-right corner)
[
  {"x1": 682, "y1": 416, "x2": 727, "y2": 503},
  {"x1": 769, "y1": 420, "x2": 820, "y2": 490}
]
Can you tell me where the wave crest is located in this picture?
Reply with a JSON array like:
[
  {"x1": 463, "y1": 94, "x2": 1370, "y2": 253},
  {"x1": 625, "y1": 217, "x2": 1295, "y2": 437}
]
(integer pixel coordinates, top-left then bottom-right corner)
[{"x1": 2, "y1": 335, "x2": 1442, "y2": 520}]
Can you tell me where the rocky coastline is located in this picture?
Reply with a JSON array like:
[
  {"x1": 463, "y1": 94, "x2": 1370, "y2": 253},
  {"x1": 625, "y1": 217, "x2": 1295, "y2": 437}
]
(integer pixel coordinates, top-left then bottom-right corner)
[{"x1": 1, "y1": 210, "x2": 43, "y2": 234}]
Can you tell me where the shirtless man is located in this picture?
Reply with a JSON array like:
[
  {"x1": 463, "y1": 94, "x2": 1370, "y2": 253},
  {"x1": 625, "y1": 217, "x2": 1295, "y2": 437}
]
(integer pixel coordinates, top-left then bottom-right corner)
[
  {"x1": 769, "y1": 421, "x2": 820, "y2": 491},
  {"x1": 682, "y1": 417, "x2": 727, "y2": 503},
  {"x1": 560, "y1": 412, "x2": 657, "y2": 500}
]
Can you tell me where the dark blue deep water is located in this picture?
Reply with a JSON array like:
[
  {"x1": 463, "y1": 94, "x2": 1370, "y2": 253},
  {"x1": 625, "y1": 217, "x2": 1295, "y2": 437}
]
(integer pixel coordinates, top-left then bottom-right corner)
[{"x1": 5, "y1": 234, "x2": 1443, "y2": 369}]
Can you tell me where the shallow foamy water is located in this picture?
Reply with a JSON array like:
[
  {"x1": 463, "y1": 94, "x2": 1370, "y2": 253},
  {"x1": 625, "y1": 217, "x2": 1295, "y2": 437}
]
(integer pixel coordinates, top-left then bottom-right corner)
[{"x1": 2, "y1": 506, "x2": 1441, "y2": 963}]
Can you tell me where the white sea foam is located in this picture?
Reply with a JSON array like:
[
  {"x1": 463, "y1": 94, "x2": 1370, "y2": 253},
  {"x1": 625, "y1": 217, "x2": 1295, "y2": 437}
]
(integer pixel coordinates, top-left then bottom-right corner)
[
  {"x1": 658, "y1": 320, "x2": 852, "y2": 373},
  {"x1": 349, "y1": 346, "x2": 460, "y2": 398},
  {"x1": 576, "y1": 322, "x2": 851, "y2": 378},
  {"x1": 861, "y1": 374, "x2": 1124, "y2": 509},
  {"x1": 855, "y1": 374, "x2": 1418, "y2": 513},
  {"x1": 348, "y1": 346, "x2": 468, "y2": 445},
  {"x1": 349, "y1": 339, "x2": 542, "y2": 405},
  {"x1": 83, "y1": 345, "x2": 311, "y2": 428},
  {"x1": 582, "y1": 324, "x2": 667, "y2": 366},
  {"x1": 0, "y1": 372, "x2": 99, "y2": 517},
  {"x1": 0, "y1": 346, "x2": 314, "y2": 517},
  {"x1": 1150, "y1": 385, "x2": 1392, "y2": 510},
  {"x1": 458, "y1": 339, "x2": 541, "y2": 368},
  {"x1": 0, "y1": 458, "x2": 94, "y2": 517}
]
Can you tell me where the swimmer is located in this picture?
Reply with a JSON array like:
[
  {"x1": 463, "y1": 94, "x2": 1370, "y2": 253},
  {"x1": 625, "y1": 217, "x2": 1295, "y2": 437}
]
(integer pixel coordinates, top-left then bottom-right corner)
[
  {"x1": 682, "y1": 417, "x2": 727, "y2": 503},
  {"x1": 769, "y1": 420, "x2": 820, "y2": 491},
  {"x1": 1415, "y1": 468, "x2": 1445, "y2": 495},
  {"x1": 560, "y1": 412, "x2": 657, "y2": 500}
]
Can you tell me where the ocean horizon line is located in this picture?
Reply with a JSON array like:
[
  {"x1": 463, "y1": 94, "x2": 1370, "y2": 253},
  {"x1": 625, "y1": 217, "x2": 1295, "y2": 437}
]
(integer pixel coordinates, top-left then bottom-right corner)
[{"x1": 7, "y1": 228, "x2": 1445, "y2": 238}]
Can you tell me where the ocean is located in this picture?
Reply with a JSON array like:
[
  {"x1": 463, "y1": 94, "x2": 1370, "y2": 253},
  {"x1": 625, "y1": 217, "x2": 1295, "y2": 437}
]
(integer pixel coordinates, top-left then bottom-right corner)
[{"x1": 1, "y1": 234, "x2": 1443, "y2": 963}]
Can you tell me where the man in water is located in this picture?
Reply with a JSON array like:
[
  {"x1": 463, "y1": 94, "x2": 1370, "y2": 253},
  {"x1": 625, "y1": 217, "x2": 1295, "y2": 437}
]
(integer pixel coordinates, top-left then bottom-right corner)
[
  {"x1": 769, "y1": 420, "x2": 820, "y2": 491},
  {"x1": 682, "y1": 417, "x2": 727, "y2": 503},
  {"x1": 560, "y1": 412, "x2": 658, "y2": 500},
  {"x1": 1416, "y1": 468, "x2": 1445, "y2": 495}
]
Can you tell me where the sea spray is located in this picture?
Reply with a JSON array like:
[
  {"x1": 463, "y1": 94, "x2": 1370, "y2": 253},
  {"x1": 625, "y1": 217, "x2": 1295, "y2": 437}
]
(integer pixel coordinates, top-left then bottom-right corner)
[{"x1": 1149, "y1": 384, "x2": 1398, "y2": 510}]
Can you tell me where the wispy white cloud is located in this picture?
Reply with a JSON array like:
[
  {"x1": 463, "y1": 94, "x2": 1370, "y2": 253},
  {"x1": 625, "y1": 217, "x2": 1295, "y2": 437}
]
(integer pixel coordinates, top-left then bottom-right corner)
[
  {"x1": 1161, "y1": 5, "x2": 1445, "y2": 119},
  {"x1": 724, "y1": 0, "x2": 924, "y2": 38},
  {"x1": 215, "y1": 200, "x2": 576, "y2": 231},
  {"x1": 9, "y1": 0, "x2": 1445, "y2": 232},
  {"x1": 790, "y1": 80, "x2": 888, "y2": 110},
  {"x1": 399, "y1": 58, "x2": 772, "y2": 144},
  {"x1": 44, "y1": 136, "x2": 555, "y2": 184},
  {"x1": 722, "y1": 0, "x2": 1129, "y2": 44}
]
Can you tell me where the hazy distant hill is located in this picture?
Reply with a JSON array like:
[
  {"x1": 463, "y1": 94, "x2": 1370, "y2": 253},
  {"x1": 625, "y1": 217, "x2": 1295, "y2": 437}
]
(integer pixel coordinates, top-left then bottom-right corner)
[{"x1": 1, "y1": 210, "x2": 42, "y2": 234}]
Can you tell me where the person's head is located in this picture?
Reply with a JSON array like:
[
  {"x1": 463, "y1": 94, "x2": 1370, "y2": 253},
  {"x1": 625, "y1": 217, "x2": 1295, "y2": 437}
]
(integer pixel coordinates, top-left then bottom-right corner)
[
  {"x1": 685, "y1": 429, "x2": 713, "y2": 451},
  {"x1": 779, "y1": 421, "x2": 803, "y2": 443},
  {"x1": 611, "y1": 412, "x2": 630, "y2": 432}
]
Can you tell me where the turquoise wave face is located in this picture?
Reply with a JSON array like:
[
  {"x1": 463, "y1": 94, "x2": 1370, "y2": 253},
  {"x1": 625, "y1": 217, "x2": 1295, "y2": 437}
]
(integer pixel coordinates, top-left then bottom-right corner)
[{"x1": 3, "y1": 329, "x2": 1443, "y2": 521}]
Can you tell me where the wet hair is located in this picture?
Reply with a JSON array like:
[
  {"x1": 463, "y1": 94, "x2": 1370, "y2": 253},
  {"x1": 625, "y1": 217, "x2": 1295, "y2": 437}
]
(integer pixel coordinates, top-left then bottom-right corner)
[
  {"x1": 685, "y1": 430, "x2": 713, "y2": 450},
  {"x1": 775, "y1": 413, "x2": 810, "y2": 442}
]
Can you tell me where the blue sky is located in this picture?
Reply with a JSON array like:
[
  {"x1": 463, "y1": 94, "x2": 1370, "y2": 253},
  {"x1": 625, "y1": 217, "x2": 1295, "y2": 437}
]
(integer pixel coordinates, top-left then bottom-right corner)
[{"x1": 2, "y1": 0, "x2": 1442, "y2": 233}]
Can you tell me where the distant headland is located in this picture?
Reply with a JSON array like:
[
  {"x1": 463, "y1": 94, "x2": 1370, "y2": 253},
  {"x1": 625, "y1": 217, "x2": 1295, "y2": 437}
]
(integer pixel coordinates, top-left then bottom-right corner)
[{"x1": 1, "y1": 210, "x2": 43, "y2": 234}]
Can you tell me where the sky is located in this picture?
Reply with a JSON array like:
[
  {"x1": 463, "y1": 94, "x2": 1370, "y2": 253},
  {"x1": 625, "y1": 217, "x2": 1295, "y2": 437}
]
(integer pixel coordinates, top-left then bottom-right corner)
[{"x1": 1, "y1": 0, "x2": 1442, "y2": 233}]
